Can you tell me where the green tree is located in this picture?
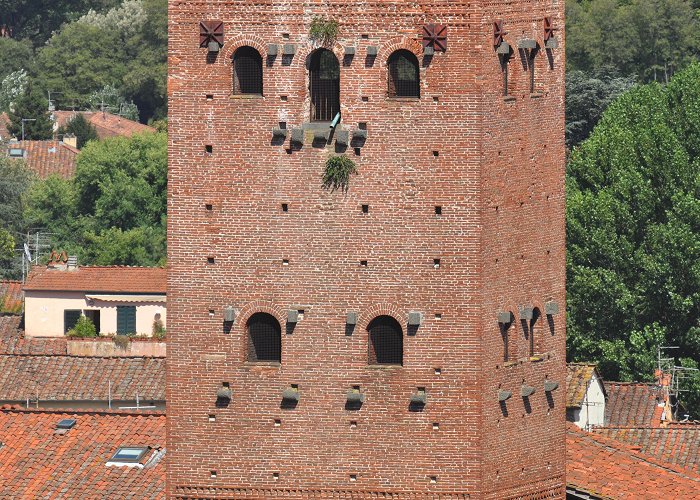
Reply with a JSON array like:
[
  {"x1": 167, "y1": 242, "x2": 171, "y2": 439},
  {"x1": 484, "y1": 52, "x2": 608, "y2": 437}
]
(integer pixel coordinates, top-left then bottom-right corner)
[
  {"x1": 566, "y1": 69, "x2": 636, "y2": 148},
  {"x1": 6, "y1": 85, "x2": 53, "y2": 140},
  {"x1": 0, "y1": 157, "x2": 33, "y2": 278},
  {"x1": 0, "y1": 228, "x2": 14, "y2": 261},
  {"x1": 567, "y1": 0, "x2": 700, "y2": 83},
  {"x1": 24, "y1": 131, "x2": 166, "y2": 267},
  {"x1": 0, "y1": 0, "x2": 119, "y2": 47},
  {"x1": 32, "y1": 22, "x2": 125, "y2": 110},
  {"x1": 66, "y1": 314, "x2": 97, "y2": 338},
  {"x1": 58, "y1": 114, "x2": 98, "y2": 149},
  {"x1": 0, "y1": 37, "x2": 33, "y2": 81},
  {"x1": 567, "y1": 63, "x2": 700, "y2": 415}
]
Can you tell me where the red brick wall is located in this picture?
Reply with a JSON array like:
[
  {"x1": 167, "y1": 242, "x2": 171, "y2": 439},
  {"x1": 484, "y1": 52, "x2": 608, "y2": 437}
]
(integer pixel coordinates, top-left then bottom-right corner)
[{"x1": 167, "y1": 1, "x2": 565, "y2": 498}]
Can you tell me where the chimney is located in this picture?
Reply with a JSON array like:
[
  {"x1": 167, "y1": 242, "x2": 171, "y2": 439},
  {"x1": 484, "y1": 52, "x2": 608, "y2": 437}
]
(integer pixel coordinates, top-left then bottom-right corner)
[
  {"x1": 47, "y1": 250, "x2": 69, "y2": 270},
  {"x1": 63, "y1": 135, "x2": 78, "y2": 149},
  {"x1": 67, "y1": 255, "x2": 78, "y2": 270}
]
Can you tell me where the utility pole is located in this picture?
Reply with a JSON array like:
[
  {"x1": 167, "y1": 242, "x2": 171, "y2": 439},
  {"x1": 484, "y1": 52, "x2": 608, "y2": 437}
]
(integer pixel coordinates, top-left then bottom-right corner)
[{"x1": 21, "y1": 118, "x2": 36, "y2": 141}]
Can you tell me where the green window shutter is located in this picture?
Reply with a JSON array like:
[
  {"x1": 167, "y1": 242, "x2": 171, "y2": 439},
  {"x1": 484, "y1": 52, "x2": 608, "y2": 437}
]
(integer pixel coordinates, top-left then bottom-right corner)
[
  {"x1": 64, "y1": 310, "x2": 81, "y2": 334},
  {"x1": 117, "y1": 306, "x2": 136, "y2": 335}
]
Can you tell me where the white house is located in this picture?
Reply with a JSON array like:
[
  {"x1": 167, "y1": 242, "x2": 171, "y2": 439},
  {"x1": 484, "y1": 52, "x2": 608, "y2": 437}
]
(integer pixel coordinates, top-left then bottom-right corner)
[{"x1": 566, "y1": 363, "x2": 607, "y2": 430}]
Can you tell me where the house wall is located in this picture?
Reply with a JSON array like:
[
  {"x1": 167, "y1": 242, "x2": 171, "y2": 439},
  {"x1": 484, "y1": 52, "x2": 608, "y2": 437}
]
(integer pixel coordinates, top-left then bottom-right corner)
[
  {"x1": 168, "y1": 1, "x2": 565, "y2": 498},
  {"x1": 572, "y1": 374, "x2": 606, "y2": 430},
  {"x1": 24, "y1": 290, "x2": 166, "y2": 337}
]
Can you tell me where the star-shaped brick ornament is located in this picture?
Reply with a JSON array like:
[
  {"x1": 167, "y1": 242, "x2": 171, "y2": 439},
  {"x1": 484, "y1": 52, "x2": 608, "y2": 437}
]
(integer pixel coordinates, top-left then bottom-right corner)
[
  {"x1": 199, "y1": 20, "x2": 224, "y2": 48},
  {"x1": 422, "y1": 24, "x2": 447, "y2": 52}
]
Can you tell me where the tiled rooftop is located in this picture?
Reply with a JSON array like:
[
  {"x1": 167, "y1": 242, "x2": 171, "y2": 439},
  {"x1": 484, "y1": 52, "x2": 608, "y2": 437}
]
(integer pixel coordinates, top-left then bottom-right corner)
[
  {"x1": 567, "y1": 423, "x2": 700, "y2": 498},
  {"x1": 593, "y1": 426, "x2": 700, "y2": 475},
  {"x1": 24, "y1": 266, "x2": 167, "y2": 294},
  {"x1": 0, "y1": 355, "x2": 165, "y2": 402},
  {"x1": 7, "y1": 140, "x2": 78, "y2": 178},
  {"x1": 0, "y1": 280, "x2": 22, "y2": 314},
  {"x1": 604, "y1": 382, "x2": 664, "y2": 427},
  {"x1": 0, "y1": 316, "x2": 67, "y2": 356},
  {"x1": 566, "y1": 363, "x2": 600, "y2": 408},
  {"x1": 53, "y1": 111, "x2": 155, "y2": 140},
  {"x1": 0, "y1": 408, "x2": 165, "y2": 498}
]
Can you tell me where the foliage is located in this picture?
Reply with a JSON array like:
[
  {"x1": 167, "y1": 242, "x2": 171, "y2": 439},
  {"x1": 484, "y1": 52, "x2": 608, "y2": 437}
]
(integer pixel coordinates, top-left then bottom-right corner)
[
  {"x1": 66, "y1": 315, "x2": 97, "y2": 338},
  {"x1": 309, "y1": 16, "x2": 339, "y2": 45},
  {"x1": 152, "y1": 317, "x2": 166, "y2": 339},
  {"x1": 0, "y1": 38, "x2": 33, "y2": 81},
  {"x1": 567, "y1": 63, "x2": 700, "y2": 415},
  {"x1": 24, "y1": 131, "x2": 167, "y2": 267},
  {"x1": 0, "y1": 228, "x2": 14, "y2": 261},
  {"x1": 0, "y1": 69, "x2": 28, "y2": 113},
  {"x1": 0, "y1": 0, "x2": 119, "y2": 47},
  {"x1": 0, "y1": 156, "x2": 33, "y2": 279},
  {"x1": 29, "y1": 0, "x2": 166, "y2": 122},
  {"x1": 6, "y1": 85, "x2": 53, "y2": 140},
  {"x1": 322, "y1": 155, "x2": 357, "y2": 192},
  {"x1": 113, "y1": 334, "x2": 130, "y2": 348},
  {"x1": 567, "y1": 0, "x2": 700, "y2": 83},
  {"x1": 89, "y1": 86, "x2": 139, "y2": 122},
  {"x1": 565, "y1": 69, "x2": 636, "y2": 148},
  {"x1": 58, "y1": 114, "x2": 98, "y2": 149}
]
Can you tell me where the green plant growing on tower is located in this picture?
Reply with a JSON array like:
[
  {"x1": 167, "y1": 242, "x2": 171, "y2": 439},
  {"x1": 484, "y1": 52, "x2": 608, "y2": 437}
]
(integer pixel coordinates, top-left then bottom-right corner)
[
  {"x1": 309, "y1": 16, "x2": 339, "y2": 45},
  {"x1": 322, "y1": 155, "x2": 357, "y2": 192}
]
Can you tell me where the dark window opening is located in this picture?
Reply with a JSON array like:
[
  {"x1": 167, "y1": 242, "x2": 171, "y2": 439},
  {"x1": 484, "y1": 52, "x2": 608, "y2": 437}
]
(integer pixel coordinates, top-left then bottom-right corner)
[
  {"x1": 117, "y1": 306, "x2": 136, "y2": 335},
  {"x1": 233, "y1": 46, "x2": 263, "y2": 95},
  {"x1": 368, "y1": 315, "x2": 403, "y2": 365},
  {"x1": 501, "y1": 57, "x2": 509, "y2": 96},
  {"x1": 247, "y1": 312, "x2": 281, "y2": 362},
  {"x1": 530, "y1": 308, "x2": 542, "y2": 356},
  {"x1": 387, "y1": 50, "x2": 420, "y2": 98},
  {"x1": 64, "y1": 310, "x2": 81, "y2": 334},
  {"x1": 84, "y1": 310, "x2": 101, "y2": 334},
  {"x1": 528, "y1": 50, "x2": 537, "y2": 93},
  {"x1": 309, "y1": 49, "x2": 340, "y2": 122}
]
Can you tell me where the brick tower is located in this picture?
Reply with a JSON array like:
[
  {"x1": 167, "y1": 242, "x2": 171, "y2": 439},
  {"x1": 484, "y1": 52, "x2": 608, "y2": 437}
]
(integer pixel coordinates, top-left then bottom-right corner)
[{"x1": 167, "y1": 1, "x2": 566, "y2": 498}]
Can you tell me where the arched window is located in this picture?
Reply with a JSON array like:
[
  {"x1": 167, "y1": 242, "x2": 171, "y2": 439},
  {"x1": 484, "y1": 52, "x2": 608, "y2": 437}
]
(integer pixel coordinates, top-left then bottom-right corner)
[
  {"x1": 247, "y1": 313, "x2": 281, "y2": 362},
  {"x1": 233, "y1": 46, "x2": 263, "y2": 95},
  {"x1": 309, "y1": 49, "x2": 340, "y2": 122},
  {"x1": 368, "y1": 315, "x2": 403, "y2": 365},
  {"x1": 387, "y1": 50, "x2": 420, "y2": 98}
]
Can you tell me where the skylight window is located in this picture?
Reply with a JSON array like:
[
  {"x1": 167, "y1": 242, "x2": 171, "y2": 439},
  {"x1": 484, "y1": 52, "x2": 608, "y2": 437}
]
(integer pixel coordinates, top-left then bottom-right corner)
[
  {"x1": 107, "y1": 446, "x2": 150, "y2": 467},
  {"x1": 8, "y1": 148, "x2": 24, "y2": 158},
  {"x1": 56, "y1": 419, "x2": 76, "y2": 430}
]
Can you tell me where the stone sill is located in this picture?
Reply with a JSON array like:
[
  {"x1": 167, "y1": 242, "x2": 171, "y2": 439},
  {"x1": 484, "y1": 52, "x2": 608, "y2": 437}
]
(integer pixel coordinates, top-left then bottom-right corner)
[
  {"x1": 386, "y1": 97, "x2": 421, "y2": 102},
  {"x1": 367, "y1": 364, "x2": 402, "y2": 369},
  {"x1": 530, "y1": 92, "x2": 544, "y2": 99},
  {"x1": 503, "y1": 96, "x2": 516, "y2": 103}
]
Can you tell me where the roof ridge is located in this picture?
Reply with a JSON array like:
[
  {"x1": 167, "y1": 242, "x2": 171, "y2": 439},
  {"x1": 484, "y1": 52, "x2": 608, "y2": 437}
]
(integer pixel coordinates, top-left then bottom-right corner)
[{"x1": 0, "y1": 406, "x2": 165, "y2": 417}]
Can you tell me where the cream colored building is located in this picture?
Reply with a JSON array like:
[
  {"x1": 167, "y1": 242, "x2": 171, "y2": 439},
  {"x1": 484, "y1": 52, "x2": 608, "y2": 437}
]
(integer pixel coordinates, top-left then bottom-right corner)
[
  {"x1": 566, "y1": 363, "x2": 607, "y2": 430},
  {"x1": 23, "y1": 258, "x2": 166, "y2": 338}
]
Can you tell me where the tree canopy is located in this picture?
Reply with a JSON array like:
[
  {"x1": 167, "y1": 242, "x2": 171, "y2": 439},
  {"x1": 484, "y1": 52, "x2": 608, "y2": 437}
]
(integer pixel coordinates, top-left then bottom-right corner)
[
  {"x1": 6, "y1": 85, "x2": 53, "y2": 140},
  {"x1": 567, "y1": 63, "x2": 700, "y2": 412},
  {"x1": 24, "y1": 131, "x2": 167, "y2": 267}
]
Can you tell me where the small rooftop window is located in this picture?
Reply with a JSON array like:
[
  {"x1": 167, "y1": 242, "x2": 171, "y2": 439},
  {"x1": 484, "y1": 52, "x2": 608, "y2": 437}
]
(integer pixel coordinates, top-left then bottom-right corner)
[
  {"x1": 56, "y1": 419, "x2": 76, "y2": 430},
  {"x1": 8, "y1": 148, "x2": 24, "y2": 158},
  {"x1": 108, "y1": 446, "x2": 149, "y2": 465}
]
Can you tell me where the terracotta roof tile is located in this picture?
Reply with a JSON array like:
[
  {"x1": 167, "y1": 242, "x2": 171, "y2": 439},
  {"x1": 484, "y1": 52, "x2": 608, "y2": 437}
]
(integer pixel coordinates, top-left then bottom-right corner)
[
  {"x1": 592, "y1": 426, "x2": 700, "y2": 475},
  {"x1": 0, "y1": 280, "x2": 22, "y2": 314},
  {"x1": 0, "y1": 408, "x2": 165, "y2": 498},
  {"x1": 0, "y1": 355, "x2": 165, "y2": 402},
  {"x1": 566, "y1": 363, "x2": 600, "y2": 408},
  {"x1": 24, "y1": 266, "x2": 166, "y2": 294},
  {"x1": 567, "y1": 423, "x2": 700, "y2": 498},
  {"x1": 605, "y1": 382, "x2": 664, "y2": 427},
  {"x1": 53, "y1": 111, "x2": 155, "y2": 140},
  {"x1": 7, "y1": 140, "x2": 78, "y2": 178},
  {"x1": 0, "y1": 316, "x2": 67, "y2": 356}
]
